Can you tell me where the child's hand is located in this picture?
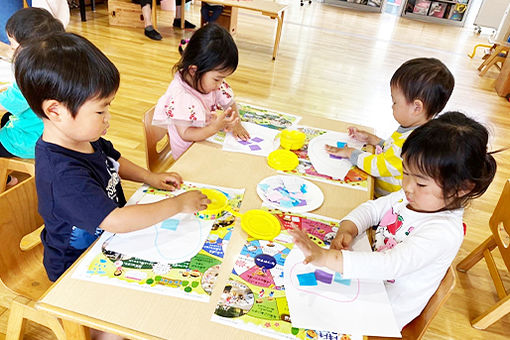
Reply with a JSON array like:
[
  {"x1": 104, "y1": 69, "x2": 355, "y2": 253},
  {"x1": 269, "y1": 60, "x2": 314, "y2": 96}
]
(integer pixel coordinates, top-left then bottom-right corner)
[
  {"x1": 232, "y1": 121, "x2": 250, "y2": 141},
  {"x1": 325, "y1": 144, "x2": 354, "y2": 159},
  {"x1": 147, "y1": 172, "x2": 183, "y2": 191},
  {"x1": 348, "y1": 127, "x2": 381, "y2": 146},
  {"x1": 330, "y1": 230, "x2": 354, "y2": 250},
  {"x1": 211, "y1": 107, "x2": 239, "y2": 132},
  {"x1": 289, "y1": 228, "x2": 328, "y2": 266},
  {"x1": 174, "y1": 190, "x2": 211, "y2": 213}
]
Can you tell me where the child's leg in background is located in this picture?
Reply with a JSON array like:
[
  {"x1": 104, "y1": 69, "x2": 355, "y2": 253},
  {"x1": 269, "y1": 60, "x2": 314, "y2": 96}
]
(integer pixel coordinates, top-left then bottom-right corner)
[
  {"x1": 1, "y1": 112, "x2": 19, "y2": 187},
  {"x1": 209, "y1": 5, "x2": 223, "y2": 23}
]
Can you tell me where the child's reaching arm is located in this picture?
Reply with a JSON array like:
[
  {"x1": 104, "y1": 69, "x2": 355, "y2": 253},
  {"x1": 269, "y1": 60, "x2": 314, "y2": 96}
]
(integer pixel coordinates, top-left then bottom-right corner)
[
  {"x1": 348, "y1": 127, "x2": 382, "y2": 146},
  {"x1": 99, "y1": 156, "x2": 210, "y2": 233},
  {"x1": 99, "y1": 190, "x2": 209, "y2": 233}
]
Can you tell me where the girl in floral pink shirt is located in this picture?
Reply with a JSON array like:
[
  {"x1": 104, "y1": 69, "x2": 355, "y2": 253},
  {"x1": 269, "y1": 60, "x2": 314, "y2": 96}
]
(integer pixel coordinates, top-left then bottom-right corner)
[{"x1": 153, "y1": 24, "x2": 249, "y2": 159}]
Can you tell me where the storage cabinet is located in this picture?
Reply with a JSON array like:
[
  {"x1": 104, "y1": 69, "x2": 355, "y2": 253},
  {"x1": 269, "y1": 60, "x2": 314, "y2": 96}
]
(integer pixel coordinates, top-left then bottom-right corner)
[{"x1": 402, "y1": 0, "x2": 472, "y2": 26}]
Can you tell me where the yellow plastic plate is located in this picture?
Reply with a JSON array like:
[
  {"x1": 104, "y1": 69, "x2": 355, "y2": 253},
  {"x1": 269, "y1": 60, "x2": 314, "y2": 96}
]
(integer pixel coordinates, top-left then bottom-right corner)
[
  {"x1": 197, "y1": 188, "x2": 229, "y2": 220},
  {"x1": 267, "y1": 149, "x2": 299, "y2": 171},
  {"x1": 280, "y1": 130, "x2": 306, "y2": 150},
  {"x1": 241, "y1": 209, "x2": 281, "y2": 240}
]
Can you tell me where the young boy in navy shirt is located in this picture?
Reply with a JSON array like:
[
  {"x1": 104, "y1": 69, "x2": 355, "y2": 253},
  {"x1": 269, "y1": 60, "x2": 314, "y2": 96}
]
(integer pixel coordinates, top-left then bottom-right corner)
[{"x1": 14, "y1": 32, "x2": 210, "y2": 282}]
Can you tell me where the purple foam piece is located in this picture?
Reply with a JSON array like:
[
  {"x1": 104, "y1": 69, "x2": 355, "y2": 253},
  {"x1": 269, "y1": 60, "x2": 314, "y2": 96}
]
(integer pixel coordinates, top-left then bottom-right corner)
[
  {"x1": 314, "y1": 269, "x2": 333, "y2": 284},
  {"x1": 251, "y1": 137, "x2": 264, "y2": 143},
  {"x1": 329, "y1": 154, "x2": 344, "y2": 160},
  {"x1": 296, "y1": 199, "x2": 307, "y2": 207},
  {"x1": 238, "y1": 140, "x2": 251, "y2": 145},
  {"x1": 249, "y1": 145, "x2": 262, "y2": 151}
]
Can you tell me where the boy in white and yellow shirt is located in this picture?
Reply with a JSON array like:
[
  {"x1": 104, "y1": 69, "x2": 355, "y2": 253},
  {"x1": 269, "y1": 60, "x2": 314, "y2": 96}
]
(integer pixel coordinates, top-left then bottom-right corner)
[{"x1": 327, "y1": 58, "x2": 454, "y2": 197}]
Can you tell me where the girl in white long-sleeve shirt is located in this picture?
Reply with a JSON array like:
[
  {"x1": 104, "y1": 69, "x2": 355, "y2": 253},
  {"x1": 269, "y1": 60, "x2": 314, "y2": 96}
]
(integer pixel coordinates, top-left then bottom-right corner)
[{"x1": 290, "y1": 111, "x2": 498, "y2": 330}]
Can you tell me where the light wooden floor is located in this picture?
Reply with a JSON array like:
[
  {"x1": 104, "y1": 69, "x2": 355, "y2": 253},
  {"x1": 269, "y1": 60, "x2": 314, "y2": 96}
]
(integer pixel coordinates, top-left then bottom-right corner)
[{"x1": 2, "y1": 2, "x2": 510, "y2": 339}]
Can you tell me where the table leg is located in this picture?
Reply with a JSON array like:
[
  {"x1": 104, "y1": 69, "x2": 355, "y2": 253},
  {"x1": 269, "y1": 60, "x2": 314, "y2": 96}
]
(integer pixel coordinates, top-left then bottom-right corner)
[
  {"x1": 181, "y1": 2, "x2": 186, "y2": 30},
  {"x1": 272, "y1": 10, "x2": 285, "y2": 60},
  {"x1": 91, "y1": 0, "x2": 96, "y2": 12},
  {"x1": 152, "y1": 0, "x2": 158, "y2": 30},
  {"x1": 79, "y1": 0, "x2": 87, "y2": 22},
  {"x1": 62, "y1": 319, "x2": 90, "y2": 340}
]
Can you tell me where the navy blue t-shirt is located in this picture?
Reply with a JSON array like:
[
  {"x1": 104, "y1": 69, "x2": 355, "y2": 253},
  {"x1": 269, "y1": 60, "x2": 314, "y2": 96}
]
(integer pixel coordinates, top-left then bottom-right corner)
[{"x1": 35, "y1": 138, "x2": 127, "y2": 281}]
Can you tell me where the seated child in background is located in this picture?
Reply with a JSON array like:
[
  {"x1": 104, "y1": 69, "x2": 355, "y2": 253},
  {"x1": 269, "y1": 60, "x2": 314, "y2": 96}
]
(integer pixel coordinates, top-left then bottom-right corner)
[
  {"x1": 153, "y1": 23, "x2": 249, "y2": 160},
  {"x1": 0, "y1": 7, "x2": 64, "y2": 186},
  {"x1": 14, "y1": 32, "x2": 210, "y2": 284},
  {"x1": 201, "y1": 2, "x2": 224, "y2": 24},
  {"x1": 326, "y1": 58, "x2": 454, "y2": 197},
  {"x1": 291, "y1": 111, "x2": 497, "y2": 330}
]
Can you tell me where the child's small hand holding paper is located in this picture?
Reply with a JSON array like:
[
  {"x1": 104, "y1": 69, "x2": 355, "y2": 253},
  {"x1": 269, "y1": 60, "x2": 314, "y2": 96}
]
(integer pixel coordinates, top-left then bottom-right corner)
[
  {"x1": 175, "y1": 190, "x2": 211, "y2": 213},
  {"x1": 232, "y1": 121, "x2": 250, "y2": 141},
  {"x1": 330, "y1": 220, "x2": 358, "y2": 251},
  {"x1": 325, "y1": 144, "x2": 354, "y2": 158},
  {"x1": 348, "y1": 127, "x2": 382, "y2": 146}
]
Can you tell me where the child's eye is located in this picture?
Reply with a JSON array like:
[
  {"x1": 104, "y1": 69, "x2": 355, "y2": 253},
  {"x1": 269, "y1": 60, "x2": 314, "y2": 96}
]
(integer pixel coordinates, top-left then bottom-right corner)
[
  {"x1": 417, "y1": 183, "x2": 426, "y2": 187},
  {"x1": 96, "y1": 111, "x2": 104, "y2": 115}
]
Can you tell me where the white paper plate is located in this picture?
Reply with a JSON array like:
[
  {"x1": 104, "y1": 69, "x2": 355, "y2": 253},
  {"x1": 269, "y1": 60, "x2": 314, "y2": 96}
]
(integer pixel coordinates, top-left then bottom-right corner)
[
  {"x1": 308, "y1": 132, "x2": 364, "y2": 180},
  {"x1": 256, "y1": 175, "x2": 324, "y2": 212}
]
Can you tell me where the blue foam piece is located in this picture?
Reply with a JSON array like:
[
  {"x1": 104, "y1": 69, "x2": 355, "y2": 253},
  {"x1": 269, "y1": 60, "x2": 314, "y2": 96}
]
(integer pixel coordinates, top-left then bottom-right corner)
[
  {"x1": 259, "y1": 183, "x2": 270, "y2": 191},
  {"x1": 336, "y1": 142, "x2": 347, "y2": 148},
  {"x1": 280, "y1": 200, "x2": 294, "y2": 208},
  {"x1": 334, "y1": 272, "x2": 351, "y2": 286},
  {"x1": 297, "y1": 272, "x2": 318, "y2": 286},
  {"x1": 161, "y1": 219, "x2": 179, "y2": 231}
]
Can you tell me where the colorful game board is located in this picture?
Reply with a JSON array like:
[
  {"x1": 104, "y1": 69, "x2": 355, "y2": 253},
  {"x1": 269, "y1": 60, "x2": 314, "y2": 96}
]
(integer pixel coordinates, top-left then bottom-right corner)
[
  {"x1": 212, "y1": 209, "x2": 362, "y2": 340},
  {"x1": 280, "y1": 126, "x2": 369, "y2": 191},
  {"x1": 72, "y1": 183, "x2": 244, "y2": 302},
  {"x1": 208, "y1": 102, "x2": 302, "y2": 144}
]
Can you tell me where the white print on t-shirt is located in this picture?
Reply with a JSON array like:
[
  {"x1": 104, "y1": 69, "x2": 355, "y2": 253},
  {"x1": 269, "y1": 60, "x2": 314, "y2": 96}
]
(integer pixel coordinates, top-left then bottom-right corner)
[{"x1": 105, "y1": 156, "x2": 120, "y2": 203}]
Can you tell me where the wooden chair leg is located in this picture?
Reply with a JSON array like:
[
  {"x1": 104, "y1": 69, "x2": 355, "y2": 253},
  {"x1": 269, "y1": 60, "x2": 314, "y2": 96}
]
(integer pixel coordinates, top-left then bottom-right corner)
[
  {"x1": 472, "y1": 294, "x2": 510, "y2": 329},
  {"x1": 456, "y1": 236, "x2": 496, "y2": 272},
  {"x1": 6, "y1": 300, "x2": 28, "y2": 340}
]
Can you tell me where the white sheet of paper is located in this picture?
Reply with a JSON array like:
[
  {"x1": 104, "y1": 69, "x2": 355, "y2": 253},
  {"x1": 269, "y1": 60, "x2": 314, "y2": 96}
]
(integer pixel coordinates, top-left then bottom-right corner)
[
  {"x1": 308, "y1": 132, "x2": 365, "y2": 180},
  {"x1": 222, "y1": 122, "x2": 279, "y2": 157},
  {"x1": 283, "y1": 235, "x2": 401, "y2": 337},
  {"x1": 103, "y1": 212, "x2": 214, "y2": 264},
  {"x1": 0, "y1": 60, "x2": 14, "y2": 91}
]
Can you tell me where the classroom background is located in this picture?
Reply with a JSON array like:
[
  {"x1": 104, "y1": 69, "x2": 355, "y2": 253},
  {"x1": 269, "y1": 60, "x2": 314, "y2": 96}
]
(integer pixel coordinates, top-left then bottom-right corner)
[{"x1": 0, "y1": 0, "x2": 509, "y2": 339}]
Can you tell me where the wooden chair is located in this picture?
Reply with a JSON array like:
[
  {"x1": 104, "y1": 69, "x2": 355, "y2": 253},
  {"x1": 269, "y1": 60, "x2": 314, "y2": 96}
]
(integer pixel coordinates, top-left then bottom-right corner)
[
  {"x1": 456, "y1": 179, "x2": 510, "y2": 329},
  {"x1": 478, "y1": 44, "x2": 509, "y2": 77},
  {"x1": 142, "y1": 106, "x2": 174, "y2": 173},
  {"x1": 0, "y1": 158, "x2": 65, "y2": 339},
  {"x1": 368, "y1": 266, "x2": 456, "y2": 340}
]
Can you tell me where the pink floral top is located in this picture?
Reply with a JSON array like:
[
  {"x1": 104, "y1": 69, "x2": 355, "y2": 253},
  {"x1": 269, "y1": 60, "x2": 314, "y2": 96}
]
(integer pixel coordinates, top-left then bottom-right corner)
[{"x1": 153, "y1": 72, "x2": 234, "y2": 159}]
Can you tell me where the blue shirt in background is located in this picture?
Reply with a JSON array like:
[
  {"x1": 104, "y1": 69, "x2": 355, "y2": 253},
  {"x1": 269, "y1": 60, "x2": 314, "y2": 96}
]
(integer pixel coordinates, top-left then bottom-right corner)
[
  {"x1": 35, "y1": 137, "x2": 127, "y2": 281},
  {"x1": 0, "y1": 82, "x2": 43, "y2": 158}
]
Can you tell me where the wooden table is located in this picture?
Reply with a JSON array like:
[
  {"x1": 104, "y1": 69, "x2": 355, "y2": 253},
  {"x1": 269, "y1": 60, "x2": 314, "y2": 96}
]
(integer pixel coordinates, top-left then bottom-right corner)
[
  {"x1": 37, "y1": 116, "x2": 373, "y2": 339},
  {"x1": 190, "y1": 0, "x2": 287, "y2": 60}
]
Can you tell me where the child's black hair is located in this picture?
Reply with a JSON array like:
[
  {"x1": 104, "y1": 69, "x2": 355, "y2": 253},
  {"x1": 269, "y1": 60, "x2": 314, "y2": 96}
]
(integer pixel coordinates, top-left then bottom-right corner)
[
  {"x1": 14, "y1": 32, "x2": 120, "y2": 119},
  {"x1": 390, "y1": 58, "x2": 454, "y2": 119},
  {"x1": 401, "y1": 111, "x2": 497, "y2": 209},
  {"x1": 6, "y1": 7, "x2": 65, "y2": 46},
  {"x1": 173, "y1": 23, "x2": 238, "y2": 92}
]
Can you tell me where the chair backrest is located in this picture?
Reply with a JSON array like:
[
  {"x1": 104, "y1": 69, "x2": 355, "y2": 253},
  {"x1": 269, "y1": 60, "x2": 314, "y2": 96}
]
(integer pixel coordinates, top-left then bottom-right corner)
[
  {"x1": 489, "y1": 179, "x2": 510, "y2": 271},
  {"x1": 142, "y1": 106, "x2": 174, "y2": 173},
  {"x1": 0, "y1": 158, "x2": 34, "y2": 193},
  {"x1": 400, "y1": 266, "x2": 456, "y2": 340},
  {"x1": 0, "y1": 159, "x2": 51, "y2": 306}
]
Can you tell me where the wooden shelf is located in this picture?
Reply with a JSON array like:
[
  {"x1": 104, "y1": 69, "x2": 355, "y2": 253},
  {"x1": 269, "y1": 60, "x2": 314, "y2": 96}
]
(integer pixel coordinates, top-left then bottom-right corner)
[{"x1": 324, "y1": 0, "x2": 382, "y2": 12}]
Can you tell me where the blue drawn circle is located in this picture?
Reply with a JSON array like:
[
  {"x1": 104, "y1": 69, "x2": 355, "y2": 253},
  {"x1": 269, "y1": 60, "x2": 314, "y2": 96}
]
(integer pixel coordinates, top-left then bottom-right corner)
[{"x1": 254, "y1": 254, "x2": 276, "y2": 270}]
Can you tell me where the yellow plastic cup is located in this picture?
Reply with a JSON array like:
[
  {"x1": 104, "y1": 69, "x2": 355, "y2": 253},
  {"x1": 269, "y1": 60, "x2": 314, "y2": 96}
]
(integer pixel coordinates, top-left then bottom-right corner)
[{"x1": 279, "y1": 130, "x2": 306, "y2": 150}]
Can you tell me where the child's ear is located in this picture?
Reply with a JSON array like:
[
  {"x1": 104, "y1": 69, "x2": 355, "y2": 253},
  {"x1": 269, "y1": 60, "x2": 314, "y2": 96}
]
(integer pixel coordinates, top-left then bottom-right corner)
[
  {"x1": 188, "y1": 65, "x2": 198, "y2": 77},
  {"x1": 412, "y1": 99, "x2": 424, "y2": 114},
  {"x1": 42, "y1": 100, "x2": 66, "y2": 122}
]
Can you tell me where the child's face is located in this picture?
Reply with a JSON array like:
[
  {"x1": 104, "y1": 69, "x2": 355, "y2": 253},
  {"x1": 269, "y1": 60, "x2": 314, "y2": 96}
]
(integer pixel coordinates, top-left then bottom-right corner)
[
  {"x1": 59, "y1": 95, "x2": 114, "y2": 143},
  {"x1": 198, "y1": 68, "x2": 233, "y2": 94},
  {"x1": 7, "y1": 35, "x2": 19, "y2": 50},
  {"x1": 390, "y1": 86, "x2": 424, "y2": 128},
  {"x1": 402, "y1": 160, "x2": 446, "y2": 212}
]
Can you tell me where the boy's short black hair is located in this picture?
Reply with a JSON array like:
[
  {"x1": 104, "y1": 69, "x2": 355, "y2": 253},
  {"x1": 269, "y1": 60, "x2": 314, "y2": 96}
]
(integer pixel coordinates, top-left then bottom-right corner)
[
  {"x1": 6, "y1": 7, "x2": 65, "y2": 46},
  {"x1": 402, "y1": 111, "x2": 496, "y2": 209},
  {"x1": 390, "y1": 58, "x2": 454, "y2": 119},
  {"x1": 14, "y1": 32, "x2": 120, "y2": 119}
]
